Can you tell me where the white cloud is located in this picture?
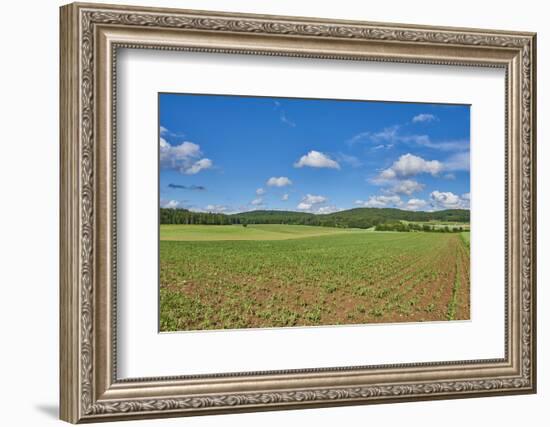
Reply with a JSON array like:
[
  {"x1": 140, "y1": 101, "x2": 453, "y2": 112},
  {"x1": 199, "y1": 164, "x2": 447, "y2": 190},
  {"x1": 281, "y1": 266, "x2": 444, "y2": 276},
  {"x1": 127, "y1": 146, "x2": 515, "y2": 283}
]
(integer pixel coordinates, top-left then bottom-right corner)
[
  {"x1": 162, "y1": 200, "x2": 180, "y2": 209},
  {"x1": 256, "y1": 188, "x2": 265, "y2": 195},
  {"x1": 185, "y1": 158, "x2": 213, "y2": 175},
  {"x1": 205, "y1": 204, "x2": 228, "y2": 213},
  {"x1": 159, "y1": 126, "x2": 186, "y2": 138},
  {"x1": 378, "y1": 153, "x2": 443, "y2": 181},
  {"x1": 349, "y1": 126, "x2": 398, "y2": 146},
  {"x1": 355, "y1": 195, "x2": 402, "y2": 208},
  {"x1": 412, "y1": 113, "x2": 437, "y2": 123},
  {"x1": 267, "y1": 176, "x2": 292, "y2": 187},
  {"x1": 377, "y1": 169, "x2": 395, "y2": 180},
  {"x1": 430, "y1": 191, "x2": 470, "y2": 209},
  {"x1": 316, "y1": 205, "x2": 341, "y2": 214},
  {"x1": 296, "y1": 194, "x2": 328, "y2": 211},
  {"x1": 281, "y1": 194, "x2": 289, "y2": 201},
  {"x1": 160, "y1": 138, "x2": 199, "y2": 160},
  {"x1": 294, "y1": 151, "x2": 340, "y2": 169},
  {"x1": 462, "y1": 192, "x2": 471, "y2": 200},
  {"x1": 349, "y1": 125, "x2": 467, "y2": 152},
  {"x1": 387, "y1": 179, "x2": 424, "y2": 195},
  {"x1": 303, "y1": 194, "x2": 327, "y2": 204},
  {"x1": 404, "y1": 198, "x2": 428, "y2": 211},
  {"x1": 250, "y1": 197, "x2": 263, "y2": 206},
  {"x1": 160, "y1": 137, "x2": 213, "y2": 175}
]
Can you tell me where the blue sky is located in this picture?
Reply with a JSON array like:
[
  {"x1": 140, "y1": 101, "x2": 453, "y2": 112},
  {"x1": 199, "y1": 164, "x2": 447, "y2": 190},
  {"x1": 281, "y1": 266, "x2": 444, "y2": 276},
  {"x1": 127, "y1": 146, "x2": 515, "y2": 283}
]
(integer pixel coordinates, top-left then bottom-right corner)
[{"x1": 159, "y1": 93, "x2": 470, "y2": 214}]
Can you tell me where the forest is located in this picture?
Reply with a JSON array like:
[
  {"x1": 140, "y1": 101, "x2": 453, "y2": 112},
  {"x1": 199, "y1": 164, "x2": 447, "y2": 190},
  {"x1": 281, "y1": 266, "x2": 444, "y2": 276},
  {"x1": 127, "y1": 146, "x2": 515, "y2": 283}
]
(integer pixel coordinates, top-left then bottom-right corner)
[{"x1": 160, "y1": 207, "x2": 470, "y2": 229}]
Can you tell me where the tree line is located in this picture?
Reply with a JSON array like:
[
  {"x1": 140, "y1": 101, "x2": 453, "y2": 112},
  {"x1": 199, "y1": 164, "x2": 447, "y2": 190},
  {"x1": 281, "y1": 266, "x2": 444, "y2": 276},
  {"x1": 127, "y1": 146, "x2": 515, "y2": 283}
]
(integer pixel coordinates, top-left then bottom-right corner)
[
  {"x1": 160, "y1": 208, "x2": 239, "y2": 225},
  {"x1": 160, "y1": 207, "x2": 470, "y2": 230},
  {"x1": 374, "y1": 222, "x2": 467, "y2": 232}
]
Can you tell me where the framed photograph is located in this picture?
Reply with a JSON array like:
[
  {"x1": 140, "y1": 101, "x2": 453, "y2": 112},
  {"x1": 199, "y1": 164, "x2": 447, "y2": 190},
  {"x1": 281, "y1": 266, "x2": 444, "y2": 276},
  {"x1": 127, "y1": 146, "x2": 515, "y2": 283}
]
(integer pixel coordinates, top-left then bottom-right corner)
[{"x1": 60, "y1": 2, "x2": 536, "y2": 423}]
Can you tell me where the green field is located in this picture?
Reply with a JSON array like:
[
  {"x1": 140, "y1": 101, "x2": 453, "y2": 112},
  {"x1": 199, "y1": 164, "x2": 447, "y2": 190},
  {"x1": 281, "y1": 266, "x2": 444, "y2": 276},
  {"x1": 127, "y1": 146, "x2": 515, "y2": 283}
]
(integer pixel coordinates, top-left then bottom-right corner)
[
  {"x1": 160, "y1": 224, "x2": 363, "y2": 241},
  {"x1": 160, "y1": 224, "x2": 470, "y2": 331},
  {"x1": 460, "y1": 231, "x2": 470, "y2": 249}
]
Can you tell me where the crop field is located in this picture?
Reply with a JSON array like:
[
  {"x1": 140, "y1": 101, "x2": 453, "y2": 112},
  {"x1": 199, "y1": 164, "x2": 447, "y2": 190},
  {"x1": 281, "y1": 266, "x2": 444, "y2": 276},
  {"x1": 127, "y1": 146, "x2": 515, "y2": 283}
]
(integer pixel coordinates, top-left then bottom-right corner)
[{"x1": 160, "y1": 224, "x2": 470, "y2": 331}]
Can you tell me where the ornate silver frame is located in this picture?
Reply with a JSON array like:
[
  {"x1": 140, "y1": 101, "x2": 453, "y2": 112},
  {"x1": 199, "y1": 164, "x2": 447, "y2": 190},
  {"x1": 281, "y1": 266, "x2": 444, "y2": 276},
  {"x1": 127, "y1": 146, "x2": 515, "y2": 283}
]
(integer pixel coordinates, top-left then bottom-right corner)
[{"x1": 60, "y1": 2, "x2": 536, "y2": 423}]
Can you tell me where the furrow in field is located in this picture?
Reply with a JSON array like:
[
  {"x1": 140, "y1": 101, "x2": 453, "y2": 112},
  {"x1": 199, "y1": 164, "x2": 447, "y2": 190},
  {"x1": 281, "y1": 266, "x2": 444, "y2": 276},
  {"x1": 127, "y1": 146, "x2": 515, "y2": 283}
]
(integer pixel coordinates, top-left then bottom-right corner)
[
  {"x1": 360, "y1": 235, "x2": 457, "y2": 323},
  {"x1": 454, "y1": 240, "x2": 471, "y2": 320}
]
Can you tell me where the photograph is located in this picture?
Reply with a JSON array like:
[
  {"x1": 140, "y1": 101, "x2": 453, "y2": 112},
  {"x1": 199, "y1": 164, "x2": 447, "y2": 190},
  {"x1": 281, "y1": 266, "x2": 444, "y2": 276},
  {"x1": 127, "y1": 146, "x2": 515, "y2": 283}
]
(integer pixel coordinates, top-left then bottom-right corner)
[
  {"x1": 158, "y1": 93, "x2": 471, "y2": 331},
  {"x1": 57, "y1": 3, "x2": 536, "y2": 422}
]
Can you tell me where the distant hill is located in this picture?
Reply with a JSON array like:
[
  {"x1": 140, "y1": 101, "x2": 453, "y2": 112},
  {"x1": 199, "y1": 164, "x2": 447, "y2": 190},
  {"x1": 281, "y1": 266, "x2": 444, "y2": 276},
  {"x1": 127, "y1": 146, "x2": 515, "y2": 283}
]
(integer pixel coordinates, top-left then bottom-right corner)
[
  {"x1": 161, "y1": 207, "x2": 469, "y2": 229},
  {"x1": 233, "y1": 208, "x2": 469, "y2": 228}
]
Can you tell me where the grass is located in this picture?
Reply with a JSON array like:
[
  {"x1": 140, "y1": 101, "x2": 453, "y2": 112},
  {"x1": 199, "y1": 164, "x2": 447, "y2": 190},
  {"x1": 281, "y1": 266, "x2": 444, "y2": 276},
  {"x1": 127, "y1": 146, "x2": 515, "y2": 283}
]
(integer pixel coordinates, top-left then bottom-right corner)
[
  {"x1": 160, "y1": 224, "x2": 471, "y2": 331},
  {"x1": 460, "y1": 231, "x2": 470, "y2": 250}
]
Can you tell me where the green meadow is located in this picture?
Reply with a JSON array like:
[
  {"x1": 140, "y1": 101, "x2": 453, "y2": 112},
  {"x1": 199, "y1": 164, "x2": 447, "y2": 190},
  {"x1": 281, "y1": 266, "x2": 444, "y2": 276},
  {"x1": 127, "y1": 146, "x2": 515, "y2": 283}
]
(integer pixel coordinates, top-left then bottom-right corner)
[{"x1": 160, "y1": 224, "x2": 363, "y2": 241}]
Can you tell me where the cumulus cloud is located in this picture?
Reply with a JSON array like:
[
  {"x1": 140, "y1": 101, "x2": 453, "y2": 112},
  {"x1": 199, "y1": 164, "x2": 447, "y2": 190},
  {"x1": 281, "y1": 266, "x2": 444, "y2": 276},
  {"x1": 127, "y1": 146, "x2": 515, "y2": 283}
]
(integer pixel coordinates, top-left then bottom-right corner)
[
  {"x1": 281, "y1": 193, "x2": 289, "y2": 201},
  {"x1": 159, "y1": 125, "x2": 186, "y2": 138},
  {"x1": 160, "y1": 137, "x2": 213, "y2": 175},
  {"x1": 267, "y1": 176, "x2": 292, "y2": 187},
  {"x1": 316, "y1": 205, "x2": 341, "y2": 214},
  {"x1": 161, "y1": 199, "x2": 180, "y2": 209},
  {"x1": 205, "y1": 204, "x2": 228, "y2": 213},
  {"x1": 386, "y1": 179, "x2": 425, "y2": 195},
  {"x1": 256, "y1": 188, "x2": 265, "y2": 195},
  {"x1": 304, "y1": 194, "x2": 327, "y2": 204},
  {"x1": 296, "y1": 194, "x2": 328, "y2": 211},
  {"x1": 294, "y1": 151, "x2": 340, "y2": 169},
  {"x1": 378, "y1": 153, "x2": 443, "y2": 181},
  {"x1": 430, "y1": 191, "x2": 470, "y2": 209},
  {"x1": 185, "y1": 158, "x2": 213, "y2": 175},
  {"x1": 412, "y1": 113, "x2": 437, "y2": 123},
  {"x1": 404, "y1": 198, "x2": 428, "y2": 211},
  {"x1": 250, "y1": 197, "x2": 264, "y2": 206},
  {"x1": 355, "y1": 195, "x2": 402, "y2": 208}
]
